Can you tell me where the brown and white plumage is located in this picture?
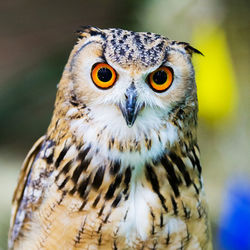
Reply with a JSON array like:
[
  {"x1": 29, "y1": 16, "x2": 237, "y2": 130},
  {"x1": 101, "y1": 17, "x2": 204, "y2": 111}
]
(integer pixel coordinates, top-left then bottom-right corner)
[{"x1": 9, "y1": 27, "x2": 212, "y2": 249}]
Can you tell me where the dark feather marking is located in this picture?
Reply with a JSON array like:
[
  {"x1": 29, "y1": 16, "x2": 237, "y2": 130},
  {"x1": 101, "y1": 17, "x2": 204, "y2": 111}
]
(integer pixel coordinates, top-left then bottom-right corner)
[
  {"x1": 125, "y1": 193, "x2": 129, "y2": 200},
  {"x1": 105, "y1": 174, "x2": 122, "y2": 200},
  {"x1": 78, "y1": 152, "x2": 91, "y2": 169},
  {"x1": 129, "y1": 143, "x2": 133, "y2": 152},
  {"x1": 124, "y1": 209, "x2": 128, "y2": 221},
  {"x1": 151, "y1": 209, "x2": 155, "y2": 235},
  {"x1": 113, "y1": 241, "x2": 118, "y2": 250},
  {"x1": 98, "y1": 204, "x2": 105, "y2": 217},
  {"x1": 171, "y1": 195, "x2": 178, "y2": 215},
  {"x1": 118, "y1": 142, "x2": 124, "y2": 152},
  {"x1": 181, "y1": 201, "x2": 191, "y2": 219},
  {"x1": 97, "y1": 223, "x2": 102, "y2": 233},
  {"x1": 55, "y1": 173, "x2": 60, "y2": 182},
  {"x1": 136, "y1": 141, "x2": 141, "y2": 153},
  {"x1": 98, "y1": 234, "x2": 102, "y2": 245},
  {"x1": 195, "y1": 144, "x2": 200, "y2": 152},
  {"x1": 79, "y1": 200, "x2": 88, "y2": 211},
  {"x1": 92, "y1": 166, "x2": 105, "y2": 190},
  {"x1": 44, "y1": 148, "x2": 54, "y2": 164},
  {"x1": 45, "y1": 153, "x2": 54, "y2": 164},
  {"x1": 69, "y1": 93, "x2": 86, "y2": 108},
  {"x1": 144, "y1": 134, "x2": 152, "y2": 150},
  {"x1": 78, "y1": 175, "x2": 91, "y2": 198},
  {"x1": 58, "y1": 176, "x2": 69, "y2": 190},
  {"x1": 72, "y1": 146, "x2": 91, "y2": 183},
  {"x1": 104, "y1": 211, "x2": 111, "y2": 223},
  {"x1": 89, "y1": 29, "x2": 103, "y2": 37},
  {"x1": 74, "y1": 216, "x2": 87, "y2": 245},
  {"x1": 93, "y1": 194, "x2": 101, "y2": 208},
  {"x1": 158, "y1": 134, "x2": 162, "y2": 143},
  {"x1": 166, "y1": 226, "x2": 170, "y2": 245},
  {"x1": 55, "y1": 119, "x2": 59, "y2": 129},
  {"x1": 69, "y1": 186, "x2": 76, "y2": 195},
  {"x1": 82, "y1": 189, "x2": 90, "y2": 201},
  {"x1": 197, "y1": 202, "x2": 202, "y2": 219},
  {"x1": 108, "y1": 137, "x2": 115, "y2": 150},
  {"x1": 192, "y1": 148, "x2": 202, "y2": 174},
  {"x1": 193, "y1": 182, "x2": 199, "y2": 194},
  {"x1": 148, "y1": 139, "x2": 152, "y2": 150},
  {"x1": 61, "y1": 160, "x2": 73, "y2": 174},
  {"x1": 76, "y1": 144, "x2": 83, "y2": 151},
  {"x1": 160, "y1": 156, "x2": 181, "y2": 197},
  {"x1": 77, "y1": 146, "x2": 91, "y2": 161},
  {"x1": 112, "y1": 194, "x2": 122, "y2": 208},
  {"x1": 146, "y1": 163, "x2": 168, "y2": 212},
  {"x1": 152, "y1": 240, "x2": 157, "y2": 250},
  {"x1": 69, "y1": 100, "x2": 78, "y2": 107},
  {"x1": 160, "y1": 213, "x2": 163, "y2": 227},
  {"x1": 123, "y1": 167, "x2": 131, "y2": 194},
  {"x1": 185, "y1": 227, "x2": 191, "y2": 242},
  {"x1": 172, "y1": 119, "x2": 182, "y2": 130},
  {"x1": 110, "y1": 160, "x2": 121, "y2": 175},
  {"x1": 144, "y1": 135, "x2": 149, "y2": 149},
  {"x1": 55, "y1": 146, "x2": 69, "y2": 168},
  {"x1": 191, "y1": 148, "x2": 203, "y2": 188},
  {"x1": 178, "y1": 241, "x2": 184, "y2": 250},
  {"x1": 43, "y1": 140, "x2": 55, "y2": 164},
  {"x1": 57, "y1": 191, "x2": 67, "y2": 205},
  {"x1": 152, "y1": 157, "x2": 159, "y2": 166},
  {"x1": 97, "y1": 125, "x2": 107, "y2": 139},
  {"x1": 150, "y1": 209, "x2": 155, "y2": 219},
  {"x1": 187, "y1": 152, "x2": 196, "y2": 170},
  {"x1": 114, "y1": 227, "x2": 120, "y2": 236},
  {"x1": 169, "y1": 152, "x2": 192, "y2": 187}
]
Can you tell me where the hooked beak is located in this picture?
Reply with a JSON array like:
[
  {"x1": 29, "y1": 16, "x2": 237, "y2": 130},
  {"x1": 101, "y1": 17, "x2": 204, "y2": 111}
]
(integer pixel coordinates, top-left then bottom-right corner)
[{"x1": 119, "y1": 83, "x2": 142, "y2": 127}]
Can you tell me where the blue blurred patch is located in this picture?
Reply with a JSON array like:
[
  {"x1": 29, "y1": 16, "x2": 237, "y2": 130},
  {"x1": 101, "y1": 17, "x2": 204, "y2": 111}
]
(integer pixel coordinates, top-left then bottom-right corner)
[{"x1": 218, "y1": 177, "x2": 250, "y2": 250}]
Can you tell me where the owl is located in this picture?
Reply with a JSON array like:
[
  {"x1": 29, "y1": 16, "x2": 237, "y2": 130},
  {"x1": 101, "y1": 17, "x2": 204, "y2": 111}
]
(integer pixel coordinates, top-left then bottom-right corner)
[{"x1": 8, "y1": 26, "x2": 212, "y2": 249}]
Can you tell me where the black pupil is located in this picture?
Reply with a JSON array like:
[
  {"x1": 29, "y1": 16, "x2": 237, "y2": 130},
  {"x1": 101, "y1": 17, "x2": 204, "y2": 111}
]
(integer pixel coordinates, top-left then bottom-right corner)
[
  {"x1": 153, "y1": 70, "x2": 167, "y2": 85},
  {"x1": 97, "y1": 67, "x2": 112, "y2": 82}
]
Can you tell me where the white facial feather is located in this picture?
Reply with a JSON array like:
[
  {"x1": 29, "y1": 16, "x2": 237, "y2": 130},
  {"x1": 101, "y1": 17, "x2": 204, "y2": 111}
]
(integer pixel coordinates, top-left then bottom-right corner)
[{"x1": 70, "y1": 106, "x2": 178, "y2": 168}]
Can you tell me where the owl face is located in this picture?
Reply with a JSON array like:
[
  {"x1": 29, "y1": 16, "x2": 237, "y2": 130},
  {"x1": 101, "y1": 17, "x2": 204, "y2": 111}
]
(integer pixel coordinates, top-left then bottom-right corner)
[{"x1": 62, "y1": 27, "x2": 201, "y2": 141}]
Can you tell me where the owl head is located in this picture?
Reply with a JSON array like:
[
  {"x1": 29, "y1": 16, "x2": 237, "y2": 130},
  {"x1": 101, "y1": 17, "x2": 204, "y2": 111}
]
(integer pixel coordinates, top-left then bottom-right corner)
[{"x1": 55, "y1": 26, "x2": 202, "y2": 149}]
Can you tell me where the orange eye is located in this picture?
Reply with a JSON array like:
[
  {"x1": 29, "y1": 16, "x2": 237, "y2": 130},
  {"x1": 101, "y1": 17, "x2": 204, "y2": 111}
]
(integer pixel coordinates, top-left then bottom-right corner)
[
  {"x1": 91, "y1": 63, "x2": 117, "y2": 89},
  {"x1": 148, "y1": 66, "x2": 173, "y2": 92}
]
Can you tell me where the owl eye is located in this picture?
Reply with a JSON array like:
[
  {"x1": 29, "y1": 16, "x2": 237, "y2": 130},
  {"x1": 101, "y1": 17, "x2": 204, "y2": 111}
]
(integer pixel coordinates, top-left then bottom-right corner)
[
  {"x1": 91, "y1": 63, "x2": 117, "y2": 89},
  {"x1": 148, "y1": 66, "x2": 174, "y2": 92}
]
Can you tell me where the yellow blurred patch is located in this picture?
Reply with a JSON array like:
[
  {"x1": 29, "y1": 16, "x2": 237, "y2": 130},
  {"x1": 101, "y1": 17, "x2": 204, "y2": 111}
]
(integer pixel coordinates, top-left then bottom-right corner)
[{"x1": 192, "y1": 25, "x2": 238, "y2": 125}]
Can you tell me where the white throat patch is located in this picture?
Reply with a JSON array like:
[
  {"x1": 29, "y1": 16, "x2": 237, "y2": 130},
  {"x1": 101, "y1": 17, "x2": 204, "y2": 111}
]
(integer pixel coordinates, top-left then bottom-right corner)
[{"x1": 69, "y1": 105, "x2": 178, "y2": 167}]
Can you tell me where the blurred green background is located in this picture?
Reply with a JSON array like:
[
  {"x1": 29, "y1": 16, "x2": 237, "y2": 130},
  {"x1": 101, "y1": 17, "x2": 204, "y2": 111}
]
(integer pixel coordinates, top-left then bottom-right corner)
[{"x1": 0, "y1": 0, "x2": 249, "y2": 249}]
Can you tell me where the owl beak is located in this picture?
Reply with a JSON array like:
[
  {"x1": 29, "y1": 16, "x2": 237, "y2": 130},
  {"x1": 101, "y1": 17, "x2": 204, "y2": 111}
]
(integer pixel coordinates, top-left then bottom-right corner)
[{"x1": 120, "y1": 83, "x2": 141, "y2": 128}]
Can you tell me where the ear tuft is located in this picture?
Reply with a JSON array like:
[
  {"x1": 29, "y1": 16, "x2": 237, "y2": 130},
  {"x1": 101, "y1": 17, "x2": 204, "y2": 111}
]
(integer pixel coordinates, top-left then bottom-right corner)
[
  {"x1": 75, "y1": 26, "x2": 106, "y2": 40},
  {"x1": 177, "y1": 42, "x2": 204, "y2": 56}
]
